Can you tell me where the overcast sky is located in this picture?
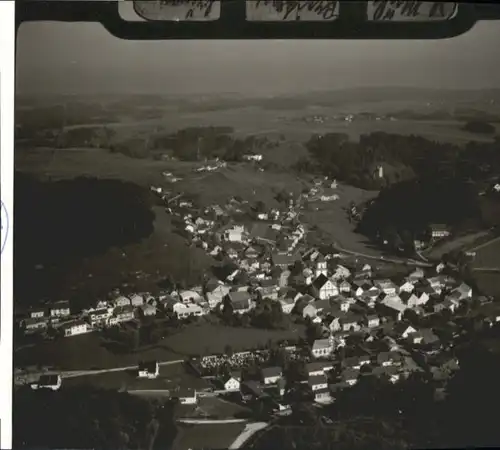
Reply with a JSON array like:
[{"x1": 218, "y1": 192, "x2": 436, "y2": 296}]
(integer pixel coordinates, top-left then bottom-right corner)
[{"x1": 15, "y1": 21, "x2": 500, "y2": 95}]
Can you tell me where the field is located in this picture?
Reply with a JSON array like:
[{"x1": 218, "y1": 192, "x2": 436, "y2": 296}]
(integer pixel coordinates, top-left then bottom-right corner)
[
  {"x1": 474, "y1": 273, "x2": 500, "y2": 298},
  {"x1": 15, "y1": 323, "x2": 305, "y2": 370},
  {"x1": 304, "y1": 184, "x2": 380, "y2": 256},
  {"x1": 64, "y1": 361, "x2": 209, "y2": 392},
  {"x1": 471, "y1": 236, "x2": 500, "y2": 269},
  {"x1": 15, "y1": 332, "x2": 181, "y2": 371},
  {"x1": 164, "y1": 323, "x2": 305, "y2": 356},
  {"x1": 172, "y1": 423, "x2": 247, "y2": 450}
]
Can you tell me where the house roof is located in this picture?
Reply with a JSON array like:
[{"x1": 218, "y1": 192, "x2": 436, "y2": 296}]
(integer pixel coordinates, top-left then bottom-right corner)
[
  {"x1": 342, "y1": 368, "x2": 360, "y2": 381},
  {"x1": 138, "y1": 360, "x2": 158, "y2": 372},
  {"x1": 262, "y1": 366, "x2": 282, "y2": 378},
  {"x1": 228, "y1": 291, "x2": 251, "y2": 304},
  {"x1": 38, "y1": 374, "x2": 60, "y2": 386},
  {"x1": 308, "y1": 374, "x2": 328, "y2": 387},
  {"x1": 312, "y1": 274, "x2": 330, "y2": 290},
  {"x1": 272, "y1": 253, "x2": 297, "y2": 267},
  {"x1": 312, "y1": 338, "x2": 331, "y2": 350},
  {"x1": 306, "y1": 361, "x2": 333, "y2": 373}
]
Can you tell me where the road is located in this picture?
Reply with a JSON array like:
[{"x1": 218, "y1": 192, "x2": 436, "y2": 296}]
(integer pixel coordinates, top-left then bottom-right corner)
[
  {"x1": 333, "y1": 242, "x2": 433, "y2": 268},
  {"x1": 15, "y1": 359, "x2": 185, "y2": 385},
  {"x1": 229, "y1": 422, "x2": 269, "y2": 449}
]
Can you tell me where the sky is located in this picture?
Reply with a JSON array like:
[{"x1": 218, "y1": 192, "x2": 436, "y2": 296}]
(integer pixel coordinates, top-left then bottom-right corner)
[{"x1": 15, "y1": 20, "x2": 500, "y2": 95}]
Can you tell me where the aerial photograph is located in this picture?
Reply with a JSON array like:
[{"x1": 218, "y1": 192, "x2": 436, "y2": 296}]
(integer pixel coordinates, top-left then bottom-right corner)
[{"x1": 13, "y1": 4, "x2": 500, "y2": 450}]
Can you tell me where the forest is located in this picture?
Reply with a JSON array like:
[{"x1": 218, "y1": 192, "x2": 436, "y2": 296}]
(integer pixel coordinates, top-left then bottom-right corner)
[{"x1": 15, "y1": 172, "x2": 156, "y2": 308}]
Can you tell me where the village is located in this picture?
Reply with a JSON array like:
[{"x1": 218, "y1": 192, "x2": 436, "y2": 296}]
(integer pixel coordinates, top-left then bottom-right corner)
[{"x1": 15, "y1": 157, "x2": 500, "y2": 421}]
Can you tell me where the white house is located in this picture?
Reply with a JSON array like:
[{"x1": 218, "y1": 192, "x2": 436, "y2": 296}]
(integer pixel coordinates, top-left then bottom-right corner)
[
  {"x1": 173, "y1": 303, "x2": 203, "y2": 319},
  {"x1": 130, "y1": 294, "x2": 145, "y2": 307},
  {"x1": 88, "y1": 308, "x2": 112, "y2": 327},
  {"x1": 176, "y1": 388, "x2": 198, "y2": 405},
  {"x1": 375, "y1": 280, "x2": 398, "y2": 296},
  {"x1": 206, "y1": 284, "x2": 231, "y2": 309},
  {"x1": 223, "y1": 225, "x2": 247, "y2": 242},
  {"x1": 180, "y1": 290, "x2": 202, "y2": 304},
  {"x1": 279, "y1": 297, "x2": 296, "y2": 314},
  {"x1": 302, "y1": 304, "x2": 318, "y2": 319},
  {"x1": 29, "y1": 308, "x2": 45, "y2": 319},
  {"x1": 366, "y1": 314, "x2": 380, "y2": 328},
  {"x1": 339, "y1": 280, "x2": 351, "y2": 294},
  {"x1": 62, "y1": 320, "x2": 89, "y2": 337},
  {"x1": 311, "y1": 338, "x2": 333, "y2": 358},
  {"x1": 31, "y1": 374, "x2": 62, "y2": 391},
  {"x1": 140, "y1": 304, "x2": 157, "y2": 317},
  {"x1": 262, "y1": 366, "x2": 282, "y2": 385},
  {"x1": 223, "y1": 372, "x2": 241, "y2": 391},
  {"x1": 113, "y1": 296, "x2": 131, "y2": 308},
  {"x1": 308, "y1": 374, "x2": 328, "y2": 394},
  {"x1": 138, "y1": 361, "x2": 160, "y2": 379},
  {"x1": 49, "y1": 301, "x2": 71, "y2": 318},
  {"x1": 332, "y1": 265, "x2": 351, "y2": 281},
  {"x1": 399, "y1": 281, "x2": 415, "y2": 294},
  {"x1": 312, "y1": 275, "x2": 338, "y2": 300}
]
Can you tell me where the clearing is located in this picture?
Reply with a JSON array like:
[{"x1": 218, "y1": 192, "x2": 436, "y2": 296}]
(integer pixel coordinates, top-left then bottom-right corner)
[
  {"x1": 172, "y1": 423, "x2": 247, "y2": 450},
  {"x1": 165, "y1": 323, "x2": 305, "y2": 356}
]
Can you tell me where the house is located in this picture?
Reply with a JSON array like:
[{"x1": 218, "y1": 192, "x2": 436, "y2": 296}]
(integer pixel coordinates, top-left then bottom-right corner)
[
  {"x1": 342, "y1": 368, "x2": 360, "y2": 386},
  {"x1": 112, "y1": 305, "x2": 135, "y2": 323},
  {"x1": 311, "y1": 338, "x2": 333, "y2": 358},
  {"x1": 223, "y1": 373, "x2": 241, "y2": 391},
  {"x1": 400, "y1": 292, "x2": 420, "y2": 308},
  {"x1": 407, "y1": 268, "x2": 425, "y2": 283},
  {"x1": 221, "y1": 224, "x2": 247, "y2": 242},
  {"x1": 379, "y1": 296, "x2": 407, "y2": 321},
  {"x1": 365, "y1": 314, "x2": 380, "y2": 328},
  {"x1": 113, "y1": 296, "x2": 131, "y2": 308},
  {"x1": 130, "y1": 294, "x2": 144, "y2": 307},
  {"x1": 258, "y1": 283, "x2": 279, "y2": 301},
  {"x1": 354, "y1": 282, "x2": 373, "y2": 298},
  {"x1": 338, "y1": 280, "x2": 351, "y2": 294},
  {"x1": 272, "y1": 252, "x2": 297, "y2": 269},
  {"x1": 138, "y1": 360, "x2": 160, "y2": 379},
  {"x1": 373, "y1": 365, "x2": 400, "y2": 383},
  {"x1": 206, "y1": 283, "x2": 231, "y2": 309},
  {"x1": 308, "y1": 374, "x2": 329, "y2": 396},
  {"x1": 173, "y1": 303, "x2": 203, "y2": 319},
  {"x1": 226, "y1": 291, "x2": 253, "y2": 313},
  {"x1": 241, "y1": 380, "x2": 265, "y2": 401},
  {"x1": 315, "y1": 255, "x2": 328, "y2": 277},
  {"x1": 302, "y1": 303, "x2": 318, "y2": 319},
  {"x1": 312, "y1": 275, "x2": 338, "y2": 300},
  {"x1": 22, "y1": 317, "x2": 49, "y2": 334},
  {"x1": 331, "y1": 265, "x2": 351, "y2": 281},
  {"x1": 314, "y1": 299, "x2": 333, "y2": 315},
  {"x1": 279, "y1": 297, "x2": 295, "y2": 314},
  {"x1": 375, "y1": 280, "x2": 398, "y2": 296},
  {"x1": 140, "y1": 304, "x2": 157, "y2": 317},
  {"x1": 244, "y1": 245, "x2": 260, "y2": 259},
  {"x1": 340, "y1": 314, "x2": 362, "y2": 332},
  {"x1": 88, "y1": 308, "x2": 112, "y2": 326},
  {"x1": 377, "y1": 351, "x2": 402, "y2": 367},
  {"x1": 429, "y1": 224, "x2": 450, "y2": 239},
  {"x1": 395, "y1": 323, "x2": 418, "y2": 339},
  {"x1": 180, "y1": 290, "x2": 202, "y2": 304},
  {"x1": 31, "y1": 374, "x2": 62, "y2": 391},
  {"x1": 306, "y1": 361, "x2": 334, "y2": 377},
  {"x1": 449, "y1": 282, "x2": 473, "y2": 301},
  {"x1": 176, "y1": 388, "x2": 198, "y2": 405},
  {"x1": 61, "y1": 320, "x2": 89, "y2": 337},
  {"x1": 411, "y1": 328, "x2": 439, "y2": 345},
  {"x1": 279, "y1": 270, "x2": 291, "y2": 288},
  {"x1": 399, "y1": 281, "x2": 415, "y2": 294},
  {"x1": 28, "y1": 308, "x2": 45, "y2": 319},
  {"x1": 49, "y1": 301, "x2": 71, "y2": 318},
  {"x1": 262, "y1": 366, "x2": 282, "y2": 385}
]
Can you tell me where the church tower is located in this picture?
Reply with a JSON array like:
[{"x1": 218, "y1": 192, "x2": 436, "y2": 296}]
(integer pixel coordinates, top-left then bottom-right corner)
[{"x1": 315, "y1": 254, "x2": 328, "y2": 278}]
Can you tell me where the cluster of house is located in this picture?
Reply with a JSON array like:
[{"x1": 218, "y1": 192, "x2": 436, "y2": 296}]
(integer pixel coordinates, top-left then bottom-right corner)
[{"x1": 19, "y1": 293, "x2": 159, "y2": 337}]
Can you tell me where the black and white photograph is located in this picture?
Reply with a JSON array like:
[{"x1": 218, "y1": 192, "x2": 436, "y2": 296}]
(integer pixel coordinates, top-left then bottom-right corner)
[{"x1": 12, "y1": 1, "x2": 500, "y2": 449}]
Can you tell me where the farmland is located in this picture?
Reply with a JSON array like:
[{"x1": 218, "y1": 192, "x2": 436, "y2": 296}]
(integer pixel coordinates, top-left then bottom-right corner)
[
  {"x1": 15, "y1": 323, "x2": 305, "y2": 371},
  {"x1": 172, "y1": 423, "x2": 247, "y2": 450}
]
